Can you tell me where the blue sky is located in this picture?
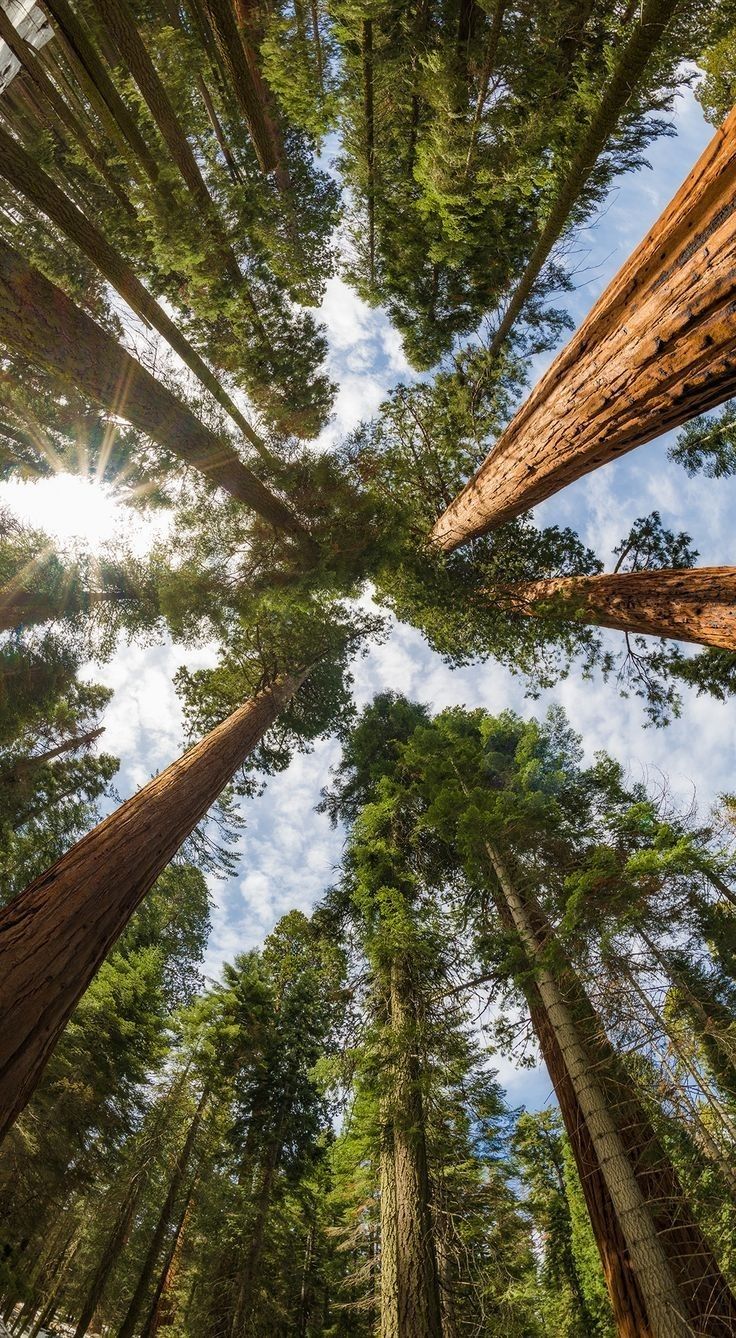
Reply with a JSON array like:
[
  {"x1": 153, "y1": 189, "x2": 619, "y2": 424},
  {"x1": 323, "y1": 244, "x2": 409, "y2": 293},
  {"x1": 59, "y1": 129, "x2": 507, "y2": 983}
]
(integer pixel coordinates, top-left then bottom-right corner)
[{"x1": 3, "y1": 83, "x2": 735, "y2": 1111}]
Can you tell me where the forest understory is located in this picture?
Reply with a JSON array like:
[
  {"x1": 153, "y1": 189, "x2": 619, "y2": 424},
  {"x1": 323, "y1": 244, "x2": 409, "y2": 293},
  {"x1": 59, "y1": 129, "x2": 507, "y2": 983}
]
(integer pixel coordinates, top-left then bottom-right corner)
[{"x1": 2, "y1": 0, "x2": 736, "y2": 1334}]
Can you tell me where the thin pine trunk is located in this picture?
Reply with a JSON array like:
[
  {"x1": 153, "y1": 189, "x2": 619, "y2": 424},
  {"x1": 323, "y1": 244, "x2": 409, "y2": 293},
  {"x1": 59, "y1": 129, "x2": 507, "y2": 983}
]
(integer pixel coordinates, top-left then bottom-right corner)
[
  {"x1": 0, "y1": 124, "x2": 272, "y2": 464},
  {"x1": 501, "y1": 567, "x2": 736, "y2": 651},
  {"x1": 1, "y1": 726, "x2": 104, "y2": 784},
  {"x1": 116, "y1": 1091, "x2": 208, "y2": 1338},
  {"x1": 0, "y1": 240, "x2": 308, "y2": 537},
  {"x1": 432, "y1": 102, "x2": 736, "y2": 546},
  {"x1": 362, "y1": 20, "x2": 375, "y2": 289},
  {"x1": 486, "y1": 842, "x2": 736, "y2": 1336},
  {"x1": 0, "y1": 671, "x2": 307, "y2": 1141},
  {"x1": 139, "y1": 1187, "x2": 195, "y2": 1338},
  {"x1": 200, "y1": 0, "x2": 278, "y2": 171},
  {"x1": 0, "y1": 5, "x2": 134, "y2": 216},
  {"x1": 41, "y1": 0, "x2": 162, "y2": 187},
  {"x1": 72, "y1": 1178, "x2": 143, "y2": 1338}
]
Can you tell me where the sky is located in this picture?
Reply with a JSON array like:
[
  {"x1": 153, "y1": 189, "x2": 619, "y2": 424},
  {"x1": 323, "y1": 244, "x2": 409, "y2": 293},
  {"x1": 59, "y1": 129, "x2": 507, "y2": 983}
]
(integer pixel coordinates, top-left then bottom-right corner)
[{"x1": 3, "y1": 82, "x2": 735, "y2": 1111}]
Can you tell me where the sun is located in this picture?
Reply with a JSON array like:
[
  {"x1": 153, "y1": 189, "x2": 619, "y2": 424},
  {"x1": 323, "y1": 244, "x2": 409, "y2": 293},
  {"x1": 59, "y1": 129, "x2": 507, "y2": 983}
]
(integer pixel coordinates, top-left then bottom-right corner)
[{"x1": 0, "y1": 473, "x2": 166, "y2": 554}]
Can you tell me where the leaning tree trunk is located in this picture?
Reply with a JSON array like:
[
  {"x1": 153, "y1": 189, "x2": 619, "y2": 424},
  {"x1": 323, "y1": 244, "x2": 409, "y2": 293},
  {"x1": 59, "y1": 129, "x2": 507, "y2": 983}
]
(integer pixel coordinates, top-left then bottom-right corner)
[
  {"x1": 0, "y1": 671, "x2": 307, "y2": 1142},
  {"x1": 487, "y1": 843, "x2": 736, "y2": 1336},
  {"x1": 0, "y1": 240, "x2": 308, "y2": 538},
  {"x1": 200, "y1": 0, "x2": 277, "y2": 172},
  {"x1": 0, "y1": 124, "x2": 272, "y2": 464},
  {"x1": 431, "y1": 103, "x2": 736, "y2": 547},
  {"x1": 386, "y1": 953, "x2": 443, "y2": 1338},
  {"x1": 139, "y1": 1185, "x2": 195, "y2": 1338},
  {"x1": 501, "y1": 567, "x2": 736, "y2": 650},
  {"x1": 41, "y1": 0, "x2": 162, "y2": 187},
  {"x1": 72, "y1": 1176, "x2": 144, "y2": 1338},
  {"x1": 486, "y1": 842, "x2": 692, "y2": 1338},
  {"x1": 116, "y1": 1089, "x2": 208, "y2": 1338}
]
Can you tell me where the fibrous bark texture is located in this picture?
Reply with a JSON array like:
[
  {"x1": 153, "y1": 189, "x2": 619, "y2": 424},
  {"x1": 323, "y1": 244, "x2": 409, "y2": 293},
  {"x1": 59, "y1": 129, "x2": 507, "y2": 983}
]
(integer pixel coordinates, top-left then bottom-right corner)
[
  {"x1": 0, "y1": 675, "x2": 302, "y2": 1142},
  {"x1": 431, "y1": 106, "x2": 736, "y2": 548},
  {"x1": 504, "y1": 567, "x2": 736, "y2": 649}
]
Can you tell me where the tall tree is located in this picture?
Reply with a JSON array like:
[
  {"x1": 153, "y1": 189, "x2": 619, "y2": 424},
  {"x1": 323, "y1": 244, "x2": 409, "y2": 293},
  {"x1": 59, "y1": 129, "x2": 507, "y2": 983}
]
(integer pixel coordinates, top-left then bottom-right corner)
[{"x1": 431, "y1": 105, "x2": 736, "y2": 546}]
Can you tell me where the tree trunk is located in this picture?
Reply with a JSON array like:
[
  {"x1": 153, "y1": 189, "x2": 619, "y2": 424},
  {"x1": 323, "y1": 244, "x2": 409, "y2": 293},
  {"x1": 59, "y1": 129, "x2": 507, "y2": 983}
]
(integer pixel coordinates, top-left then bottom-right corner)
[
  {"x1": 200, "y1": 0, "x2": 278, "y2": 172},
  {"x1": 379, "y1": 1115, "x2": 399, "y2": 1338},
  {"x1": 229, "y1": 1133, "x2": 282, "y2": 1335},
  {"x1": 1, "y1": 727, "x2": 104, "y2": 787},
  {"x1": 486, "y1": 843, "x2": 736, "y2": 1336},
  {"x1": 431, "y1": 102, "x2": 736, "y2": 547},
  {"x1": 72, "y1": 1177, "x2": 143, "y2": 1338},
  {"x1": 139, "y1": 1188, "x2": 195, "y2": 1338},
  {"x1": 40, "y1": 0, "x2": 162, "y2": 187},
  {"x1": 0, "y1": 240, "x2": 308, "y2": 537},
  {"x1": 0, "y1": 123, "x2": 272, "y2": 464},
  {"x1": 501, "y1": 567, "x2": 736, "y2": 650},
  {"x1": 0, "y1": 671, "x2": 307, "y2": 1142},
  {"x1": 0, "y1": 5, "x2": 134, "y2": 216},
  {"x1": 116, "y1": 1090, "x2": 208, "y2": 1338},
  {"x1": 385, "y1": 955, "x2": 443, "y2": 1338}
]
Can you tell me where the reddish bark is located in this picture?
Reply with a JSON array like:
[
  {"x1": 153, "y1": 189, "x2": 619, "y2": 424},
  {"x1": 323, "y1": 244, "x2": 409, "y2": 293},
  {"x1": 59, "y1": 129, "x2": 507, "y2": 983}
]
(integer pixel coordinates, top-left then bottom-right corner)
[
  {"x1": 504, "y1": 567, "x2": 736, "y2": 650},
  {"x1": 431, "y1": 106, "x2": 736, "y2": 548},
  {"x1": 0, "y1": 674, "x2": 304, "y2": 1142}
]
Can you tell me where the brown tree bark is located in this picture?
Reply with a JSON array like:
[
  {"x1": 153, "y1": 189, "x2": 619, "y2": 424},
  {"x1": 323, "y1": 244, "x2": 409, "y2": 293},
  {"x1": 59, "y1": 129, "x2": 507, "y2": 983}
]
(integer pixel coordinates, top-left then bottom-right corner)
[
  {"x1": 0, "y1": 5, "x2": 134, "y2": 216},
  {"x1": 116, "y1": 1090, "x2": 208, "y2": 1338},
  {"x1": 139, "y1": 1188, "x2": 195, "y2": 1337},
  {"x1": 383, "y1": 955, "x2": 443, "y2": 1338},
  {"x1": 487, "y1": 848, "x2": 736, "y2": 1336},
  {"x1": 72, "y1": 1176, "x2": 144, "y2": 1338},
  {"x1": 502, "y1": 567, "x2": 736, "y2": 650},
  {"x1": 362, "y1": 20, "x2": 375, "y2": 288},
  {"x1": 1, "y1": 727, "x2": 104, "y2": 788},
  {"x1": 40, "y1": 0, "x2": 162, "y2": 187},
  {"x1": 200, "y1": 0, "x2": 277, "y2": 172},
  {"x1": 0, "y1": 240, "x2": 308, "y2": 537},
  {"x1": 431, "y1": 103, "x2": 736, "y2": 548},
  {"x1": 0, "y1": 123, "x2": 272, "y2": 464},
  {"x1": 0, "y1": 672, "x2": 306, "y2": 1142}
]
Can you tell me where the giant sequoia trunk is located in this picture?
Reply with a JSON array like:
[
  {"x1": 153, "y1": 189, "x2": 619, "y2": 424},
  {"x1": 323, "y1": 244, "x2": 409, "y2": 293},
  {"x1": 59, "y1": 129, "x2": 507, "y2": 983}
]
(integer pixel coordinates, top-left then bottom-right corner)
[
  {"x1": 379, "y1": 955, "x2": 443, "y2": 1338},
  {"x1": 0, "y1": 673, "x2": 305, "y2": 1142},
  {"x1": 486, "y1": 844, "x2": 736, "y2": 1336},
  {"x1": 0, "y1": 241, "x2": 306, "y2": 537},
  {"x1": 0, "y1": 124, "x2": 271, "y2": 463},
  {"x1": 501, "y1": 567, "x2": 736, "y2": 650},
  {"x1": 116, "y1": 1089, "x2": 208, "y2": 1338},
  {"x1": 432, "y1": 104, "x2": 736, "y2": 548}
]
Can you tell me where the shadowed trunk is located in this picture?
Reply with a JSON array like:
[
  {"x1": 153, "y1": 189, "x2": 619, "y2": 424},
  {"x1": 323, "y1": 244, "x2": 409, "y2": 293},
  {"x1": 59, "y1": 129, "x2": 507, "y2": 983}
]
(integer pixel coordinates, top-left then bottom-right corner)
[
  {"x1": 363, "y1": 20, "x2": 375, "y2": 288},
  {"x1": 139, "y1": 1188, "x2": 195, "y2": 1338},
  {"x1": 200, "y1": 0, "x2": 277, "y2": 171},
  {"x1": 487, "y1": 844, "x2": 736, "y2": 1336},
  {"x1": 384, "y1": 954, "x2": 443, "y2": 1338},
  {"x1": 0, "y1": 671, "x2": 307, "y2": 1142},
  {"x1": 41, "y1": 0, "x2": 162, "y2": 186},
  {"x1": 502, "y1": 567, "x2": 736, "y2": 650},
  {"x1": 0, "y1": 241, "x2": 308, "y2": 537},
  {"x1": 0, "y1": 123, "x2": 272, "y2": 464},
  {"x1": 72, "y1": 1177, "x2": 144, "y2": 1338},
  {"x1": 432, "y1": 103, "x2": 736, "y2": 547},
  {"x1": 116, "y1": 1090, "x2": 208, "y2": 1338}
]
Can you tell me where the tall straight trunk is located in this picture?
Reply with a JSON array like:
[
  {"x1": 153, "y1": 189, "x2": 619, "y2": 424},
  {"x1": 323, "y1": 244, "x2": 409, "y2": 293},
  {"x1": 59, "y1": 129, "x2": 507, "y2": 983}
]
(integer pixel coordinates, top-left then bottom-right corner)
[
  {"x1": 386, "y1": 955, "x2": 443, "y2": 1338},
  {"x1": 72, "y1": 1176, "x2": 143, "y2": 1338},
  {"x1": 139, "y1": 1187, "x2": 195, "y2": 1338},
  {"x1": 0, "y1": 587, "x2": 127, "y2": 635},
  {"x1": 432, "y1": 103, "x2": 736, "y2": 547},
  {"x1": 501, "y1": 567, "x2": 736, "y2": 650},
  {"x1": 486, "y1": 844, "x2": 690, "y2": 1337},
  {"x1": 0, "y1": 671, "x2": 307, "y2": 1142},
  {"x1": 0, "y1": 6, "x2": 134, "y2": 216},
  {"x1": 485, "y1": 0, "x2": 678, "y2": 359},
  {"x1": 41, "y1": 0, "x2": 162, "y2": 187},
  {"x1": 464, "y1": 0, "x2": 506, "y2": 177},
  {"x1": 200, "y1": 0, "x2": 277, "y2": 171},
  {"x1": 229, "y1": 1131, "x2": 283, "y2": 1335},
  {"x1": 0, "y1": 123, "x2": 271, "y2": 464},
  {"x1": 486, "y1": 842, "x2": 736, "y2": 1336},
  {"x1": 117, "y1": 1090, "x2": 208, "y2": 1338},
  {"x1": 93, "y1": 0, "x2": 244, "y2": 290},
  {"x1": 0, "y1": 241, "x2": 308, "y2": 537},
  {"x1": 379, "y1": 1117, "x2": 399, "y2": 1338}
]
